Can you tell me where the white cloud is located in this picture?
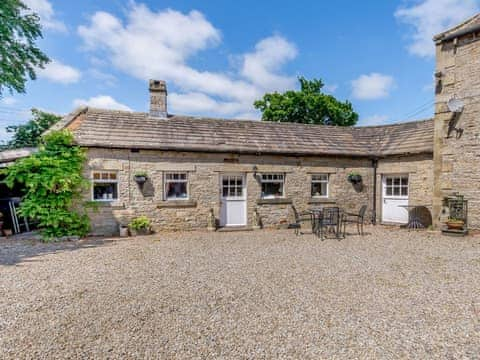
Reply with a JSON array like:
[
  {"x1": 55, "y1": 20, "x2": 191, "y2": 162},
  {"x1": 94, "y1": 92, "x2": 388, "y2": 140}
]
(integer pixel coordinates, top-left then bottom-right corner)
[
  {"x1": 241, "y1": 35, "x2": 297, "y2": 90},
  {"x1": 23, "y1": 0, "x2": 67, "y2": 32},
  {"x1": 359, "y1": 114, "x2": 389, "y2": 126},
  {"x1": 38, "y1": 60, "x2": 81, "y2": 84},
  {"x1": 351, "y1": 73, "x2": 395, "y2": 100},
  {"x1": 0, "y1": 97, "x2": 18, "y2": 106},
  {"x1": 77, "y1": 3, "x2": 297, "y2": 117},
  {"x1": 395, "y1": 0, "x2": 479, "y2": 58},
  {"x1": 73, "y1": 95, "x2": 132, "y2": 111}
]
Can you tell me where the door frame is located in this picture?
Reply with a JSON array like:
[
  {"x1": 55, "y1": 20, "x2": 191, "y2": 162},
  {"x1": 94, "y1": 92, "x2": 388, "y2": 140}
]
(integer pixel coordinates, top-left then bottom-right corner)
[
  {"x1": 381, "y1": 173, "x2": 409, "y2": 224},
  {"x1": 219, "y1": 173, "x2": 247, "y2": 227}
]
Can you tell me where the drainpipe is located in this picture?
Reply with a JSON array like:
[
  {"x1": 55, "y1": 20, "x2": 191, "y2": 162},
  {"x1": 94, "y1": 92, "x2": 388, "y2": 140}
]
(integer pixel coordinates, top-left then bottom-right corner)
[{"x1": 371, "y1": 158, "x2": 378, "y2": 225}]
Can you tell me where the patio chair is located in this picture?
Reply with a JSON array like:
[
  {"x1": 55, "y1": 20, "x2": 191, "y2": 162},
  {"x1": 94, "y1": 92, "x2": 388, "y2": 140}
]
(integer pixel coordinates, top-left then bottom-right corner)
[
  {"x1": 288, "y1": 205, "x2": 313, "y2": 235},
  {"x1": 316, "y1": 207, "x2": 342, "y2": 240},
  {"x1": 342, "y1": 205, "x2": 367, "y2": 236}
]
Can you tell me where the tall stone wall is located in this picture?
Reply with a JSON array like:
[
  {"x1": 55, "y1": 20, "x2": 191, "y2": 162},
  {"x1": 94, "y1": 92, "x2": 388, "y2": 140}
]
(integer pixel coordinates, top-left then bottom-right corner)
[{"x1": 433, "y1": 31, "x2": 480, "y2": 228}]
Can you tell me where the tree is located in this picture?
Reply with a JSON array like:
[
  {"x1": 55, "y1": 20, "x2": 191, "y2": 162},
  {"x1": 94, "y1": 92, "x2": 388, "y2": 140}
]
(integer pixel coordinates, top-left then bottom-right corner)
[
  {"x1": 2, "y1": 109, "x2": 61, "y2": 149},
  {"x1": 0, "y1": 0, "x2": 49, "y2": 96},
  {"x1": 254, "y1": 77, "x2": 358, "y2": 126},
  {"x1": 2, "y1": 130, "x2": 91, "y2": 240}
]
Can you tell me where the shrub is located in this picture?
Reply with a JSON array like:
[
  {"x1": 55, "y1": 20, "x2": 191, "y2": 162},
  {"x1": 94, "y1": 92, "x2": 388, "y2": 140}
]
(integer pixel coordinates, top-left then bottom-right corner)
[
  {"x1": 129, "y1": 216, "x2": 151, "y2": 231},
  {"x1": 2, "y1": 130, "x2": 92, "y2": 241}
]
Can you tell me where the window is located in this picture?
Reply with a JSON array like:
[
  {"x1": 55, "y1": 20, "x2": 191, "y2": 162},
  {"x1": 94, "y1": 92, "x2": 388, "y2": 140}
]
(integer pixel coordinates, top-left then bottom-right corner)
[
  {"x1": 92, "y1": 171, "x2": 118, "y2": 201},
  {"x1": 164, "y1": 173, "x2": 189, "y2": 200},
  {"x1": 261, "y1": 173, "x2": 284, "y2": 199},
  {"x1": 222, "y1": 175, "x2": 244, "y2": 198},
  {"x1": 311, "y1": 174, "x2": 329, "y2": 198},
  {"x1": 385, "y1": 176, "x2": 408, "y2": 197}
]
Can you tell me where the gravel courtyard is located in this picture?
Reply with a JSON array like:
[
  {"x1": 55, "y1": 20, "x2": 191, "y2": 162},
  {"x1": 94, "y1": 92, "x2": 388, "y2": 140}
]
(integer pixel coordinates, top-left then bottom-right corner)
[{"x1": 1, "y1": 227, "x2": 479, "y2": 359}]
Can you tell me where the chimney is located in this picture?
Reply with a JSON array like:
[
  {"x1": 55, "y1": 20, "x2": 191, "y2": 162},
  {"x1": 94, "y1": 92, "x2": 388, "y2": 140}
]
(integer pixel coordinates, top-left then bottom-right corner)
[{"x1": 149, "y1": 79, "x2": 167, "y2": 118}]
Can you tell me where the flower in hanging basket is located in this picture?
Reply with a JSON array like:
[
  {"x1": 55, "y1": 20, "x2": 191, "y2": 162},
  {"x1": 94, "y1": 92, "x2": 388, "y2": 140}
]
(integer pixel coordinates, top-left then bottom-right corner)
[
  {"x1": 347, "y1": 172, "x2": 362, "y2": 184},
  {"x1": 134, "y1": 172, "x2": 148, "y2": 185}
]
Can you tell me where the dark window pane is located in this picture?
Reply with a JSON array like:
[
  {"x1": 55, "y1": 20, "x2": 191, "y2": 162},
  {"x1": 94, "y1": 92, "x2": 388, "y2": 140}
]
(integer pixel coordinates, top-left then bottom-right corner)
[
  {"x1": 393, "y1": 178, "x2": 400, "y2": 186},
  {"x1": 393, "y1": 187, "x2": 400, "y2": 196},
  {"x1": 401, "y1": 177, "x2": 408, "y2": 185},
  {"x1": 401, "y1": 187, "x2": 408, "y2": 196},
  {"x1": 386, "y1": 187, "x2": 393, "y2": 196},
  {"x1": 166, "y1": 182, "x2": 187, "y2": 199},
  {"x1": 311, "y1": 182, "x2": 327, "y2": 197},
  {"x1": 262, "y1": 182, "x2": 283, "y2": 198},
  {"x1": 94, "y1": 183, "x2": 118, "y2": 200}
]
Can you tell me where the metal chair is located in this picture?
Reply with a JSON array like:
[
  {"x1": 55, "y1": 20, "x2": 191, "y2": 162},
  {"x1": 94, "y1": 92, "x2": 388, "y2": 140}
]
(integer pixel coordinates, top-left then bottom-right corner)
[
  {"x1": 316, "y1": 207, "x2": 342, "y2": 240},
  {"x1": 288, "y1": 205, "x2": 313, "y2": 235},
  {"x1": 342, "y1": 205, "x2": 367, "y2": 236}
]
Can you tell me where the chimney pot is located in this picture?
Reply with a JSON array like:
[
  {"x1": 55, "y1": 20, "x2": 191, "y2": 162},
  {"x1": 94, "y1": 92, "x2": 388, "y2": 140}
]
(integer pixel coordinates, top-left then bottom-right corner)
[{"x1": 149, "y1": 79, "x2": 167, "y2": 118}]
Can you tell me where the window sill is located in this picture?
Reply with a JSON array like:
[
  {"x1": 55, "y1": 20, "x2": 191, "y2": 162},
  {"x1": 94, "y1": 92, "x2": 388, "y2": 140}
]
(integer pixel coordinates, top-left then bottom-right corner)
[
  {"x1": 257, "y1": 198, "x2": 292, "y2": 205},
  {"x1": 308, "y1": 198, "x2": 336, "y2": 205},
  {"x1": 93, "y1": 201, "x2": 125, "y2": 209},
  {"x1": 157, "y1": 200, "x2": 197, "y2": 208}
]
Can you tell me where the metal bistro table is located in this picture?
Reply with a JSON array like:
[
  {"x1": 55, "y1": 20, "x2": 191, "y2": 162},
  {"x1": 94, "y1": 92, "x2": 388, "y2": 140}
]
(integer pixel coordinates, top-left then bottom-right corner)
[
  {"x1": 309, "y1": 207, "x2": 344, "y2": 239},
  {"x1": 399, "y1": 205, "x2": 426, "y2": 229}
]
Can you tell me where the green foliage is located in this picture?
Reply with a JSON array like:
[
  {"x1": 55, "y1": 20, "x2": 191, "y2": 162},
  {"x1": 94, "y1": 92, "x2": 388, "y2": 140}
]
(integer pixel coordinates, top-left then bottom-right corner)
[
  {"x1": 254, "y1": 77, "x2": 358, "y2": 126},
  {"x1": 1, "y1": 109, "x2": 61, "y2": 149},
  {"x1": 129, "y1": 216, "x2": 151, "y2": 231},
  {"x1": 2, "y1": 130, "x2": 91, "y2": 240},
  {"x1": 0, "y1": 0, "x2": 50, "y2": 96},
  {"x1": 134, "y1": 171, "x2": 148, "y2": 178}
]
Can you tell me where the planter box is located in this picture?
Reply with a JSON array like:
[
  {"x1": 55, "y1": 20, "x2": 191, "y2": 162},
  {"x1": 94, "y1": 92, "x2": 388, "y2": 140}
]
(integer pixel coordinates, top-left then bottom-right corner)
[{"x1": 129, "y1": 228, "x2": 152, "y2": 236}]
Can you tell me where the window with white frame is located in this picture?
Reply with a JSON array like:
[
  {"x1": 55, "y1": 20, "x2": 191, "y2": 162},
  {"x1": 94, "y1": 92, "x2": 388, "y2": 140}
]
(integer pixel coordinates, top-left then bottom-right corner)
[
  {"x1": 164, "y1": 173, "x2": 189, "y2": 200},
  {"x1": 311, "y1": 174, "x2": 329, "y2": 198},
  {"x1": 92, "y1": 171, "x2": 118, "y2": 201},
  {"x1": 260, "y1": 173, "x2": 284, "y2": 199}
]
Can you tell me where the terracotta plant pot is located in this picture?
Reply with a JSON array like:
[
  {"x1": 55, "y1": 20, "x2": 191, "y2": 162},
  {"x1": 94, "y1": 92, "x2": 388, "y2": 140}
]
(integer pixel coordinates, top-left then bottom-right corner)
[{"x1": 446, "y1": 220, "x2": 464, "y2": 230}]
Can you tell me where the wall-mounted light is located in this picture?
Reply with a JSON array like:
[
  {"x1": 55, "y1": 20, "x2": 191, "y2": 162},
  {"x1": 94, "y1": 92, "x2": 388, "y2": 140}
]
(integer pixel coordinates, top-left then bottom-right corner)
[{"x1": 252, "y1": 165, "x2": 258, "y2": 178}]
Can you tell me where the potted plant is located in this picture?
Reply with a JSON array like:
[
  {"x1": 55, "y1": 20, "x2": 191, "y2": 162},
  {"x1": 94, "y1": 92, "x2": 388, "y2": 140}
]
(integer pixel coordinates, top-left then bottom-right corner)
[
  {"x1": 128, "y1": 216, "x2": 152, "y2": 236},
  {"x1": 347, "y1": 172, "x2": 362, "y2": 184},
  {"x1": 446, "y1": 218, "x2": 465, "y2": 230},
  {"x1": 134, "y1": 171, "x2": 148, "y2": 185}
]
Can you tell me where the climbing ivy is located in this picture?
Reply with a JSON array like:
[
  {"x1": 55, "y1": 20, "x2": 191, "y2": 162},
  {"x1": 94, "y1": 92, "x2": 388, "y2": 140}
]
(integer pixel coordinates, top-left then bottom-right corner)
[{"x1": 2, "y1": 130, "x2": 92, "y2": 240}]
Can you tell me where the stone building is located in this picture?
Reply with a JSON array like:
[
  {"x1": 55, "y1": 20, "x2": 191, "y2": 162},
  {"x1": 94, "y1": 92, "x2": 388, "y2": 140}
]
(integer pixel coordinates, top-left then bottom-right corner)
[{"x1": 49, "y1": 14, "x2": 480, "y2": 235}]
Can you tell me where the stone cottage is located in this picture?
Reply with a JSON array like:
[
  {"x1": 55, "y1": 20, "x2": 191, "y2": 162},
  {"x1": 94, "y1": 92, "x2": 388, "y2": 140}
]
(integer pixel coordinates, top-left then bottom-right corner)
[{"x1": 49, "y1": 14, "x2": 480, "y2": 235}]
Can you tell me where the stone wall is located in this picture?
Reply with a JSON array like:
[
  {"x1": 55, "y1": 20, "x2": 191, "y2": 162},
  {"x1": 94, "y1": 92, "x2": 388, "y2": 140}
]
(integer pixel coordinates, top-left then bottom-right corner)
[
  {"x1": 83, "y1": 148, "x2": 388, "y2": 235},
  {"x1": 433, "y1": 31, "x2": 480, "y2": 228}
]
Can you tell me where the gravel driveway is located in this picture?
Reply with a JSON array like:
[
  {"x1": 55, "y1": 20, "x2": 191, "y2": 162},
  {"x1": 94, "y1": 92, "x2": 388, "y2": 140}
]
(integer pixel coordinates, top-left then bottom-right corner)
[{"x1": 1, "y1": 227, "x2": 479, "y2": 359}]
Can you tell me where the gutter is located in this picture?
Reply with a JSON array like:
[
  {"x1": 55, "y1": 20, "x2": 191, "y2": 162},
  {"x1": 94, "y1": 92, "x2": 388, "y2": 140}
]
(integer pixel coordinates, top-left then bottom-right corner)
[
  {"x1": 371, "y1": 158, "x2": 378, "y2": 225},
  {"x1": 435, "y1": 23, "x2": 480, "y2": 43}
]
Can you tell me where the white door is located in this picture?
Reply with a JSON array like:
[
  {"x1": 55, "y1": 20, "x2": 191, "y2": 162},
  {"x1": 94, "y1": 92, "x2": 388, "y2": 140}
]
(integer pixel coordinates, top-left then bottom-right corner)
[
  {"x1": 220, "y1": 174, "x2": 247, "y2": 227},
  {"x1": 382, "y1": 174, "x2": 409, "y2": 224}
]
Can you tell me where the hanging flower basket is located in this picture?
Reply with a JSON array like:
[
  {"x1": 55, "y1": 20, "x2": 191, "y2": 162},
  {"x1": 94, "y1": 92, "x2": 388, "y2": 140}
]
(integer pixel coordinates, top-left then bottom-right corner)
[
  {"x1": 347, "y1": 173, "x2": 362, "y2": 184},
  {"x1": 134, "y1": 172, "x2": 148, "y2": 185}
]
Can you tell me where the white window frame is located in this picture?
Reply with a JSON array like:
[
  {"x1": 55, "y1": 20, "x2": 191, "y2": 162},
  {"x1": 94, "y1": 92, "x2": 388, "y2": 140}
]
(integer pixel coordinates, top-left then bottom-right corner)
[
  {"x1": 383, "y1": 174, "x2": 409, "y2": 199},
  {"x1": 92, "y1": 171, "x2": 119, "y2": 202},
  {"x1": 164, "y1": 172, "x2": 189, "y2": 201},
  {"x1": 311, "y1": 174, "x2": 329, "y2": 198},
  {"x1": 260, "y1": 173, "x2": 285, "y2": 199}
]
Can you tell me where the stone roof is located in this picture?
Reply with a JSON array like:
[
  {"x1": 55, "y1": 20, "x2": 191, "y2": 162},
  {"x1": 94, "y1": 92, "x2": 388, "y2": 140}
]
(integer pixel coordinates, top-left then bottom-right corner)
[
  {"x1": 0, "y1": 147, "x2": 38, "y2": 167},
  {"x1": 52, "y1": 107, "x2": 434, "y2": 158}
]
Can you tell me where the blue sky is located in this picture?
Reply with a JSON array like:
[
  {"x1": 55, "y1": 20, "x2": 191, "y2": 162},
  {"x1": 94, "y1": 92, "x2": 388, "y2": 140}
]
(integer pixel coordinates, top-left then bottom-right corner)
[{"x1": 0, "y1": 0, "x2": 478, "y2": 141}]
